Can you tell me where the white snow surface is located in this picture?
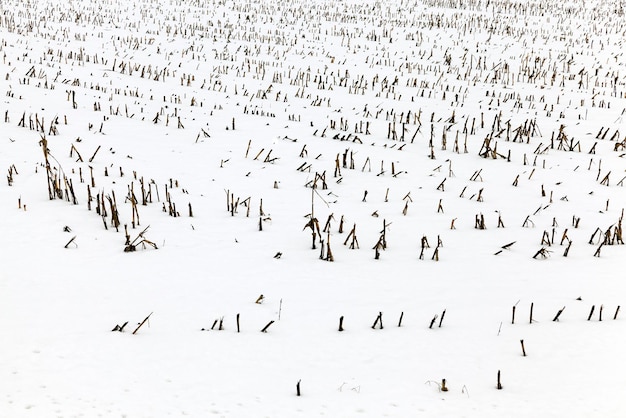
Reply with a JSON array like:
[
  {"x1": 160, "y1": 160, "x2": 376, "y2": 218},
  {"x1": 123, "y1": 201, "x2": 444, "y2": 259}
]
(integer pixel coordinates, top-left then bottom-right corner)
[{"x1": 1, "y1": 0, "x2": 626, "y2": 416}]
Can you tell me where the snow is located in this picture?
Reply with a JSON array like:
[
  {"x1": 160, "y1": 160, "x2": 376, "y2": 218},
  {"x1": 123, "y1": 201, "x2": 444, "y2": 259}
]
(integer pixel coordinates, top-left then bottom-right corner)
[{"x1": 1, "y1": 0, "x2": 625, "y2": 416}]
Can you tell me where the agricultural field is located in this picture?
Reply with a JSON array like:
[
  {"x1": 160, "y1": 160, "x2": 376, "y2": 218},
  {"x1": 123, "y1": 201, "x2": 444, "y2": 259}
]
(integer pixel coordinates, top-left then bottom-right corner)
[{"x1": 1, "y1": 0, "x2": 625, "y2": 416}]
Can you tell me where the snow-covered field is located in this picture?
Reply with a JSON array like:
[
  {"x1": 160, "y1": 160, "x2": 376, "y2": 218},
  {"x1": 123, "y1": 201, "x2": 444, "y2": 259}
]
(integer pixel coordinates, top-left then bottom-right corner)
[{"x1": 1, "y1": 0, "x2": 625, "y2": 416}]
